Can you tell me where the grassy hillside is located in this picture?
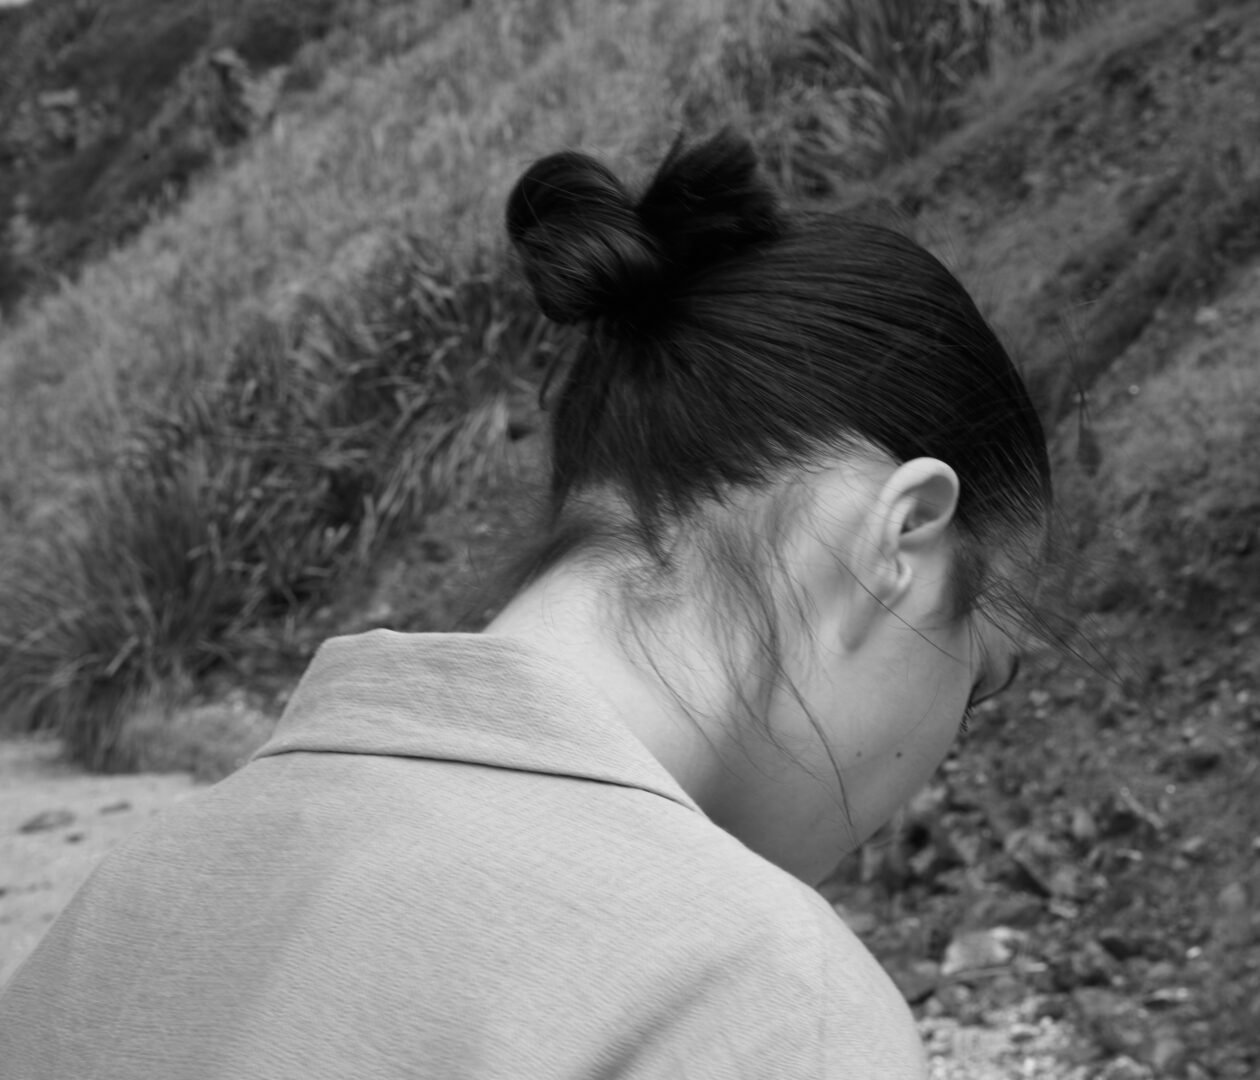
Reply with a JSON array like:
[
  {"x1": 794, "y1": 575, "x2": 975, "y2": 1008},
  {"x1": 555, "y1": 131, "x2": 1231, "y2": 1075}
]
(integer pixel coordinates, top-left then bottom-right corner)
[{"x1": 0, "y1": 0, "x2": 428, "y2": 310}]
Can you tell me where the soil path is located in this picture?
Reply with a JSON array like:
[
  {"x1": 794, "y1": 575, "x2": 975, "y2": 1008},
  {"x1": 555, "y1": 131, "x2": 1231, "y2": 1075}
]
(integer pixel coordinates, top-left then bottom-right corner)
[{"x1": 0, "y1": 734, "x2": 201, "y2": 985}]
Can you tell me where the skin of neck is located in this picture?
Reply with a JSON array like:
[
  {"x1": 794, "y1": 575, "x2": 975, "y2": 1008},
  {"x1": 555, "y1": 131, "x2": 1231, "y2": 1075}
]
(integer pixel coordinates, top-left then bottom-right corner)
[{"x1": 483, "y1": 563, "x2": 736, "y2": 815}]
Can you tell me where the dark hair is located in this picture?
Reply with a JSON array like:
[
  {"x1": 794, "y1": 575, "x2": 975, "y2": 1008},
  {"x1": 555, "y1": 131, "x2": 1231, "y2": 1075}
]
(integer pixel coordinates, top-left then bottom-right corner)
[{"x1": 504, "y1": 129, "x2": 1050, "y2": 632}]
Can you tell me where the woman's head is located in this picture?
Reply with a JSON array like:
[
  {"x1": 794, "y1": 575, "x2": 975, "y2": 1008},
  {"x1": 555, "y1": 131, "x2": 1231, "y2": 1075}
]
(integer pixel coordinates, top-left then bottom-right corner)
[{"x1": 493, "y1": 130, "x2": 1050, "y2": 882}]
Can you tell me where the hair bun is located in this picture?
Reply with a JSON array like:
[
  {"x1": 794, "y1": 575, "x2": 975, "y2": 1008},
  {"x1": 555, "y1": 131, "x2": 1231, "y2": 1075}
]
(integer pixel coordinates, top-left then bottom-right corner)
[
  {"x1": 635, "y1": 130, "x2": 783, "y2": 280},
  {"x1": 506, "y1": 152, "x2": 663, "y2": 326},
  {"x1": 506, "y1": 129, "x2": 784, "y2": 330}
]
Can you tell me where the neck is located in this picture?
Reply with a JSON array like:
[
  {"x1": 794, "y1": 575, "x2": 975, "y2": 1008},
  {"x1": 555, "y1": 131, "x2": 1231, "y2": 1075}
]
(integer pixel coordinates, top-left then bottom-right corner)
[{"x1": 482, "y1": 568, "x2": 730, "y2": 813}]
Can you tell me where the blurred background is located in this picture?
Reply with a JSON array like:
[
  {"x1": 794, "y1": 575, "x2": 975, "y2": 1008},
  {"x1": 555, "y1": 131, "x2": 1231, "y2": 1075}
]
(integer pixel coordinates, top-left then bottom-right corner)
[{"x1": 0, "y1": 1, "x2": 1257, "y2": 1076}]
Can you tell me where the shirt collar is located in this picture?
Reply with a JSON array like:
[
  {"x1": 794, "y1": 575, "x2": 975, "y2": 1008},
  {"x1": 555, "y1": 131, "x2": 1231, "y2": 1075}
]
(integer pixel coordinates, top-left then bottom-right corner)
[{"x1": 254, "y1": 629, "x2": 702, "y2": 814}]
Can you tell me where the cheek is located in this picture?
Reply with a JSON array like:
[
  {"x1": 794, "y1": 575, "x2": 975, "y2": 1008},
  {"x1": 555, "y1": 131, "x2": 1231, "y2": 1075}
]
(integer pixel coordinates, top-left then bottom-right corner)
[
  {"x1": 781, "y1": 643, "x2": 973, "y2": 850},
  {"x1": 870, "y1": 660, "x2": 969, "y2": 753},
  {"x1": 906, "y1": 674, "x2": 970, "y2": 758},
  {"x1": 846, "y1": 669, "x2": 969, "y2": 810},
  {"x1": 802, "y1": 649, "x2": 968, "y2": 765}
]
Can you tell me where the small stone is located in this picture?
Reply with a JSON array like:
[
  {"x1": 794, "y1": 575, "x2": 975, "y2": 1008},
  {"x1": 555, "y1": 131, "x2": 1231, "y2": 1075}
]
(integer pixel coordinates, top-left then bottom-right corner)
[
  {"x1": 1033, "y1": 995, "x2": 1068, "y2": 1021},
  {"x1": 64, "y1": 832, "x2": 85, "y2": 844},
  {"x1": 1004, "y1": 827, "x2": 1068, "y2": 896},
  {"x1": 1009, "y1": 1022, "x2": 1040, "y2": 1043},
  {"x1": 1218, "y1": 881, "x2": 1248, "y2": 914},
  {"x1": 1180, "y1": 737, "x2": 1225, "y2": 775},
  {"x1": 1098, "y1": 927, "x2": 1144, "y2": 960},
  {"x1": 1178, "y1": 835, "x2": 1208, "y2": 859},
  {"x1": 1146, "y1": 1033, "x2": 1188, "y2": 1074},
  {"x1": 1047, "y1": 862, "x2": 1090, "y2": 901},
  {"x1": 985, "y1": 972, "x2": 1026, "y2": 1008},
  {"x1": 1047, "y1": 898, "x2": 1081, "y2": 921},
  {"x1": 1063, "y1": 938, "x2": 1119, "y2": 987},
  {"x1": 37, "y1": 88, "x2": 80, "y2": 110},
  {"x1": 1193, "y1": 305, "x2": 1222, "y2": 326},
  {"x1": 98, "y1": 801, "x2": 132, "y2": 815},
  {"x1": 1095, "y1": 1056, "x2": 1153, "y2": 1080},
  {"x1": 908, "y1": 844, "x2": 940, "y2": 880},
  {"x1": 967, "y1": 893, "x2": 1044, "y2": 928},
  {"x1": 1070, "y1": 805, "x2": 1099, "y2": 843},
  {"x1": 905, "y1": 785, "x2": 948, "y2": 821},
  {"x1": 920, "y1": 1015, "x2": 952, "y2": 1050},
  {"x1": 936, "y1": 982, "x2": 983, "y2": 1024},
  {"x1": 19, "y1": 809, "x2": 76, "y2": 834},
  {"x1": 941, "y1": 927, "x2": 1018, "y2": 976},
  {"x1": 952, "y1": 832, "x2": 983, "y2": 867},
  {"x1": 1097, "y1": 789, "x2": 1166, "y2": 839},
  {"x1": 1073, "y1": 988, "x2": 1150, "y2": 1058}
]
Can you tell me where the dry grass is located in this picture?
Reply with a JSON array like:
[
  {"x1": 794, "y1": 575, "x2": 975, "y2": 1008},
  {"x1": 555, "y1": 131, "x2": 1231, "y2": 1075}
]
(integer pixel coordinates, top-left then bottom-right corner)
[
  {"x1": 0, "y1": 0, "x2": 395, "y2": 310},
  {"x1": 1085, "y1": 265, "x2": 1260, "y2": 620},
  {"x1": 734, "y1": 0, "x2": 1112, "y2": 193},
  {"x1": 0, "y1": 238, "x2": 560, "y2": 766}
]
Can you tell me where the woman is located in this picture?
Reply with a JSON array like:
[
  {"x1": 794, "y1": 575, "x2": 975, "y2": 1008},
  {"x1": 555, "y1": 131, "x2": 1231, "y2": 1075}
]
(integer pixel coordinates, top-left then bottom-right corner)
[{"x1": 0, "y1": 131, "x2": 1048, "y2": 1078}]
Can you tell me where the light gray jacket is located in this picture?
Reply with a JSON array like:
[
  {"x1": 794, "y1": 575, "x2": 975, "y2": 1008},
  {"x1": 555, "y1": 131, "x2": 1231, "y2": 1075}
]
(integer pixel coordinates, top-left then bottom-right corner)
[{"x1": 0, "y1": 630, "x2": 925, "y2": 1078}]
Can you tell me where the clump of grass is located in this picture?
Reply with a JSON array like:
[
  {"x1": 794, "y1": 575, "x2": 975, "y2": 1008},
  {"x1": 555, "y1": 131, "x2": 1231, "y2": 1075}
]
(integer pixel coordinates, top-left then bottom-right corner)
[
  {"x1": 1088, "y1": 319, "x2": 1260, "y2": 623},
  {"x1": 0, "y1": 237, "x2": 564, "y2": 767},
  {"x1": 736, "y1": 0, "x2": 1110, "y2": 192},
  {"x1": 0, "y1": 0, "x2": 393, "y2": 311}
]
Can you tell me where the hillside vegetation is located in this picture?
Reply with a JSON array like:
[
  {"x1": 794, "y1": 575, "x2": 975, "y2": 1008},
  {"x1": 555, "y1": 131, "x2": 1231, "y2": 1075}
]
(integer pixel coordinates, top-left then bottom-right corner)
[{"x1": 0, "y1": 0, "x2": 439, "y2": 310}]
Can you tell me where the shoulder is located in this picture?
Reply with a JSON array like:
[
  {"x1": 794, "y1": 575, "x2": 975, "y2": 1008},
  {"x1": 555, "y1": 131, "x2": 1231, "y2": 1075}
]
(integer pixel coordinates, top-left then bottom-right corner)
[
  {"x1": 701, "y1": 848, "x2": 927, "y2": 1075},
  {"x1": 551, "y1": 800, "x2": 927, "y2": 1079}
]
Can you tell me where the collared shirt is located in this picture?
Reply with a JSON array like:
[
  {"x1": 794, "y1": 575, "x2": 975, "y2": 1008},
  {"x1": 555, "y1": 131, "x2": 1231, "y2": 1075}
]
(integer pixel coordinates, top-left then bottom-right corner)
[{"x1": 0, "y1": 631, "x2": 925, "y2": 1078}]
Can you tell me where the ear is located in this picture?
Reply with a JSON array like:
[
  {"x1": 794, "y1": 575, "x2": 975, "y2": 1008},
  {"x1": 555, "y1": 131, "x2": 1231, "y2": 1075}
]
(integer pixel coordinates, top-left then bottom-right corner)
[
  {"x1": 875, "y1": 457, "x2": 960, "y2": 596},
  {"x1": 826, "y1": 457, "x2": 960, "y2": 650},
  {"x1": 796, "y1": 456, "x2": 962, "y2": 650}
]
